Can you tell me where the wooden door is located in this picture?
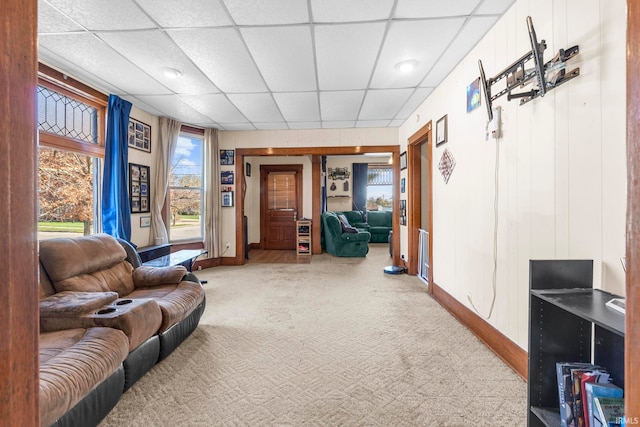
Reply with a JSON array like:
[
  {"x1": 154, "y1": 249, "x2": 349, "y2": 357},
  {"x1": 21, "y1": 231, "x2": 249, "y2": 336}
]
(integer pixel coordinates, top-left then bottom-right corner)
[{"x1": 260, "y1": 165, "x2": 303, "y2": 250}]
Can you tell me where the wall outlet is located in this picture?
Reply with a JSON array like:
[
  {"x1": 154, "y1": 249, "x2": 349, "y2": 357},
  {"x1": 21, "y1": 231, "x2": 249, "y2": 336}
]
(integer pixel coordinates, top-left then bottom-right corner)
[{"x1": 224, "y1": 242, "x2": 230, "y2": 249}]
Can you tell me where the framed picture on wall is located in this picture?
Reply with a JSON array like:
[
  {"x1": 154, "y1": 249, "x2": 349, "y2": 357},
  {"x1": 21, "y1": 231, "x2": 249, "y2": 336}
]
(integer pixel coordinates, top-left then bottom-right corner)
[
  {"x1": 221, "y1": 171, "x2": 234, "y2": 185},
  {"x1": 221, "y1": 191, "x2": 234, "y2": 207},
  {"x1": 128, "y1": 118, "x2": 151, "y2": 153},
  {"x1": 436, "y1": 114, "x2": 448, "y2": 146},
  {"x1": 220, "y1": 149, "x2": 235, "y2": 165},
  {"x1": 129, "y1": 163, "x2": 150, "y2": 213},
  {"x1": 401, "y1": 178, "x2": 406, "y2": 193},
  {"x1": 400, "y1": 151, "x2": 407, "y2": 170}
]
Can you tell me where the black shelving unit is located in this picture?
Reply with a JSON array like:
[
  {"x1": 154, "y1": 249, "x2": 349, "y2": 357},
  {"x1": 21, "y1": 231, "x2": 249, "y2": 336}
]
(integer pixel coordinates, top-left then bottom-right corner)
[{"x1": 528, "y1": 260, "x2": 625, "y2": 427}]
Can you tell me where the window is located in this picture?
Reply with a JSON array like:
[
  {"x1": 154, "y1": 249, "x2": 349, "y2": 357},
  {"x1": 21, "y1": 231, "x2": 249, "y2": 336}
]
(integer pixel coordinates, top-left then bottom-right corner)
[
  {"x1": 169, "y1": 131, "x2": 204, "y2": 242},
  {"x1": 268, "y1": 172, "x2": 297, "y2": 210},
  {"x1": 36, "y1": 64, "x2": 107, "y2": 240},
  {"x1": 366, "y1": 165, "x2": 393, "y2": 211}
]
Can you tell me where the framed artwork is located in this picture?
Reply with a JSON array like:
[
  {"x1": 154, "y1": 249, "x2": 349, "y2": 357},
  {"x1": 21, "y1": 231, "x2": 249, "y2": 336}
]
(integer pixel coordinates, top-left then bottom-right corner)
[
  {"x1": 129, "y1": 163, "x2": 150, "y2": 213},
  {"x1": 401, "y1": 177, "x2": 406, "y2": 193},
  {"x1": 246, "y1": 162, "x2": 251, "y2": 177},
  {"x1": 221, "y1": 191, "x2": 234, "y2": 207},
  {"x1": 140, "y1": 216, "x2": 151, "y2": 228},
  {"x1": 466, "y1": 78, "x2": 481, "y2": 113},
  {"x1": 220, "y1": 149, "x2": 235, "y2": 165},
  {"x1": 399, "y1": 151, "x2": 408, "y2": 170},
  {"x1": 221, "y1": 171, "x2": 234, "y2": 185},
  {"x1": 128, "y1": 118, "x2": 151, "y2": 153},
  {"x1": 438, "y1": 148, "x2": 457, "y2": 184},
  {"x1": 399, "y1": 200, "x2": 407, "y2": 226},
  {"x1": 436, "y1": 114, "x2": 448, "y2": 146}
]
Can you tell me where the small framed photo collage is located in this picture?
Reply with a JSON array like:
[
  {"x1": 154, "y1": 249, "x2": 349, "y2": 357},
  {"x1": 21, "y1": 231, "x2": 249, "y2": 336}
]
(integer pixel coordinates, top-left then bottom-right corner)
[
  {"x1": 129, "y1": 163, "x2": 150, "y2": 213},
  {"x1": 128, "y1": 118, "x2": 151, "y2": 153}
]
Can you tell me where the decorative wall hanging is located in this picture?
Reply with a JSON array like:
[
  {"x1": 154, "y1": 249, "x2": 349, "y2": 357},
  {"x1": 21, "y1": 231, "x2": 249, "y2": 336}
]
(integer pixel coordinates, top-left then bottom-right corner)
[
  {"x1": 129, "y1": 163, "x2": 150, "y2": 213},
  {"x1": 221, "y1": 191, "x2": 234, "y2": 207},
  {"x1": 401, "y1": 178, "x2": 406, "y2": 193},
  {"x1": 467, "y1": 78, "x2": 481, "y2": 113},
  {"x1": 436, "y1": 115, "x2": 448, "y2": 146},
  {"x1": 330, "y1": 182, "x2": 337, "y2": 191},
  {"x1": 328, "y1": 167, "x2": 350, "y2": 180},
  {"x1": 220, "y1": 149, "x2": 234, "y2": 165},
  {"x1": 438, "y1": 149, "x2": 456, "y2": 184},
  {"x1": 128, "y1": 118, "x2": 151, "y2": 153},
  {"x1": 140, "y1": 216, "x2": 151, "y2": 228},
  {"x1": 399, "y1": 200, "x2": 407, "y2": 226},
  {"x1": 400, "y1": 151, "x2": 407, "y2": 170},
  {"x1": 343, "y1": 181, "x2": 349, "y2": 191},
  {"x1": 245, "y1": 162, "x2": 251, "y2": 177},
  {"x1": 221, "y1": 171, "x2": 234, "y2": 185}
]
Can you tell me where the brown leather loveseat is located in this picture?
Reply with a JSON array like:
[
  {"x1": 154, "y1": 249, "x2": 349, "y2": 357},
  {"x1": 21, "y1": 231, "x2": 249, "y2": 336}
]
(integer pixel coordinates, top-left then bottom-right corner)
[{"x1": 38, "y1": 233, "x2": 206, "y2": 426}]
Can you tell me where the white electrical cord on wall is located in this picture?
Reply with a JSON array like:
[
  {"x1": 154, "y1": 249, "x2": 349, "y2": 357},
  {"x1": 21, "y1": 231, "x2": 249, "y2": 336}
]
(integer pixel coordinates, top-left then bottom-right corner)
[{"x1": 467, "y1": 133, "x2": 500, "y2": 320}]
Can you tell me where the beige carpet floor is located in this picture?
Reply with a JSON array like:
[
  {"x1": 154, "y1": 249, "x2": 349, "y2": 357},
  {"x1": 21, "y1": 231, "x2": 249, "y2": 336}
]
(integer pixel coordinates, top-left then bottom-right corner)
[{"x1": 100, "y1": 244, "x2": 527, "y2": 426}]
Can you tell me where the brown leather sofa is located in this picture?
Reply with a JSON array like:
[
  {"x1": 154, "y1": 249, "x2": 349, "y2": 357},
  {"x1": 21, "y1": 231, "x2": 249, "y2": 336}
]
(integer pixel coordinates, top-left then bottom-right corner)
[{"x1": 38, "y1": 233, "x2": 206, "y2": 426}]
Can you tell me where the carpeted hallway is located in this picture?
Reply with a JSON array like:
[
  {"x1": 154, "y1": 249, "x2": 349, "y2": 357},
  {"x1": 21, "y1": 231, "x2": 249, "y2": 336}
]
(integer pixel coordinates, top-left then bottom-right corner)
[{"x1": 100, "y1": 244, "x2": 526, "y2": 426}]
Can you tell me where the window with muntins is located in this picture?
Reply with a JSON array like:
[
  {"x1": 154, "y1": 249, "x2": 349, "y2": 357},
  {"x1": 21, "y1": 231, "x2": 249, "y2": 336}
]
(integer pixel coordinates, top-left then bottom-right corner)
[{"x1": 169, "y1": 131, "x2": 204, "y2": 242}]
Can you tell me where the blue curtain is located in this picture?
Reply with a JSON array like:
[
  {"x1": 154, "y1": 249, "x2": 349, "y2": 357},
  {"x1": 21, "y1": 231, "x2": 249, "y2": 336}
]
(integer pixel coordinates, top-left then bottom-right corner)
[
  {"x1": 352, "y1": 163, "x2": 368, "y2": 216},
  {"x1": 102, "y1": 95, "x2": 133, "y2": 241}
]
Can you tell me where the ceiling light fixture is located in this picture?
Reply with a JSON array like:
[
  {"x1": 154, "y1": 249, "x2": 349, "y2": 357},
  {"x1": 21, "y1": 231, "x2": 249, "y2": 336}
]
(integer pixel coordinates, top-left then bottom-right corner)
[
  {"x1": 395, "y1": 59, "x2": 419, "y2": 73},
  {"x1": 163, "y1": 68, "x2": 182, "y2": 79}
]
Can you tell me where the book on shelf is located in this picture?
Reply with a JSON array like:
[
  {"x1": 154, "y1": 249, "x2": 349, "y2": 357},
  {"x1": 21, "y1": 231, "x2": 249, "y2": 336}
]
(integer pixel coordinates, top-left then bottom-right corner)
[
  {"x1": 556, "y1": 362, "x2": 604, "y2": 427},
  {"x1": 585, "y1": 383, "x2": 623, "y2": 427},
  {"x1": 577, "y1": 370, "x2": 610, "y2": 427},
  {"x1": 593, "y1": 397, "x2": 624, "y2": 427}
]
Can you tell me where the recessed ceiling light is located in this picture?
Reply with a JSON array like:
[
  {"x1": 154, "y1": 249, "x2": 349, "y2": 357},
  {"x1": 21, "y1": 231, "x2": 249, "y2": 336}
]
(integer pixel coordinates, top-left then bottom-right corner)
[
  {"x1": 395, "y1": 59, "x2": 419, "y2": 73},
  {"x1": 163, "y1": 68, "x2": 182, "y2": 79}
]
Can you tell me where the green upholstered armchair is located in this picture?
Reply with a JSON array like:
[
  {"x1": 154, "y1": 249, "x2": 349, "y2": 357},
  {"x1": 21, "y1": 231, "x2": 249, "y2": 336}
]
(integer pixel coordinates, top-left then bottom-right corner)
[
  {"x1": 335, "y1": 210, "x2": 370, "y2": 231},
  {"x1": 321, "y1": 211, "x2": 371, "y2": 257},
  {"x1": 366, "y1": 210, "x2": 392, "y2": 243}
]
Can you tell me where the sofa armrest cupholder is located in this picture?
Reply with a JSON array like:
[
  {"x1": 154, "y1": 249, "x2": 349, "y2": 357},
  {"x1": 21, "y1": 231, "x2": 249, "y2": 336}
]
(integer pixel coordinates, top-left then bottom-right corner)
[
  {"x1": 115, "y1": 299, "x2": 133, "y2": 306},
  {"x1": 96, "y1": 307, "x2": 117, "y2": 315}
]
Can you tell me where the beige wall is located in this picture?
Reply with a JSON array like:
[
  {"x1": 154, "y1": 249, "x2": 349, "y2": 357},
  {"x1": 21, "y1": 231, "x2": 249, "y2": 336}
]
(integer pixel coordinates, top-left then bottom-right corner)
[{"x1": 398, "y1": 0, "x2": 627, "y2": 350}]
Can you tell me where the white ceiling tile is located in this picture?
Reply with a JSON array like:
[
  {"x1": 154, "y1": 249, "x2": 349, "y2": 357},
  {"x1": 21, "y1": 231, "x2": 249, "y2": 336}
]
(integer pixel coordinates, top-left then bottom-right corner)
[
  {"x1": 227, "y1": 93, "x2": 284, "y2": 123},
  {"x1": 39, "y1": 0, "x2": 85, "y2": 33},
  {"x1": 288, "y1": 122, "x2": 322, "y2": 129},
  {"x1": 315, "y1": 23, "x2": 386, "y2": 90},
  {"x1": 253, "y1": 122, "x2": 289, "y2": 130},
  {"x1": 310, "y1": 0, "x2": 394, "y2": 23},
  {"x1": 359, "y1": 89, "x2": 414, "y2": 120},
  {"x1": 136, "y1": 0, "x2": 232, "y2": 28},
  {"x1": 356, "y1": 120, "x2": 392, "y2": 128},
  {"x1": 45, "y1": 0, "x2": 156, "y2": 30},
  {"x1": 39, "y1": 34, "x2": 171, "y2": 95},
  {"x1": 394, "y1": 0, "x2": 481, "y2": 18},
  {"x1": 322, "y1": 121, "x2": 356, "y2": 128},
  {"x1": 223, "y1": 0, "x2": 309, "y2": 25},
  {"x1": 388, "y1": 119, "x2": 407, "y2": 127},
  {"x1": 370, "y1": 19, "x2": 465, "y2": 89},
  {"x1": 136, "y1": 94, "x2": 215, "y2": 125},
  {"x1": 98, "y1": 30, "x2": 219, "y2": 95},
  {"x1": 180, "y1": 94, "x2": 247, "y2": 124},
  {"x1": 422, "y1": 16, "x2": 498, "y2": 87},
  {"x1": 475, "y1": 0, "x2": 516, "y2": 15},
  {"x1": 168, "y1": 28, "x2": 266, "y2": 93},
  {"x1": 241, "y1": 26, "x2": 316, "y2": 92},
  {"x1": 319, "y1": 91, "x2": 365, "y2": 121},
  {"x1": 219, "y1": 123, "x2": 257, "y2": 131},
  {"x1": 273, "y1": 92, "x2": 320, "y2": 122},
  {"x1": 122, "y1": 96, "x2": 165, "y2": 117},
  {"x1": 393, "y1": 87, "x2": 433, "y2": 120}
]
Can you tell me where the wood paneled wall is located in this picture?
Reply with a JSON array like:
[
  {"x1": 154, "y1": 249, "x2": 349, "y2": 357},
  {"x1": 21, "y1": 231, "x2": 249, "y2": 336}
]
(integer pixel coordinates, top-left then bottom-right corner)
[{"x1": 0, "y1": 0, "x2": 40, "y2": 425}]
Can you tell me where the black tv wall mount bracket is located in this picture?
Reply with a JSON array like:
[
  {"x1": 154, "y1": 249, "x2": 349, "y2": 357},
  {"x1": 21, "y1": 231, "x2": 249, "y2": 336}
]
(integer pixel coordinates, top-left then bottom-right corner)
[{"x1": 478, "y1": 16, "x2": 580, "y2": 121}]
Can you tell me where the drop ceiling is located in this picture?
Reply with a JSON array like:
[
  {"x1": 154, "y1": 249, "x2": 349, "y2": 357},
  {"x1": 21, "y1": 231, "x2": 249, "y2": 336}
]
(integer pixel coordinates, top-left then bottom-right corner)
[{"x1": 38, "y1": 0, "x2": 516, "y2": 131}]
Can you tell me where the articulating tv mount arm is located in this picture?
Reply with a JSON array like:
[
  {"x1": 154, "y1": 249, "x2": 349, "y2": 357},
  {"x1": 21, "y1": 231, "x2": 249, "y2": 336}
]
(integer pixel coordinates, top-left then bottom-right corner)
[{"x1": 478, "y1": 16, "x2": 580, "y2": 121}]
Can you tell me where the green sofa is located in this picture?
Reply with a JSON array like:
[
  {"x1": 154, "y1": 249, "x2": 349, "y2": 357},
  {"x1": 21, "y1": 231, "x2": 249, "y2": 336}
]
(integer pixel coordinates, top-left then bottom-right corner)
[
  {"x1": 321, "y1": 211, "x2": 371, "y2": 257},
  {"x1": 366, "y1": 210, "x2": 392, "y2": 243},
  {"x1": 334, "y1": 210, "x2": 369, "y2": 231}
]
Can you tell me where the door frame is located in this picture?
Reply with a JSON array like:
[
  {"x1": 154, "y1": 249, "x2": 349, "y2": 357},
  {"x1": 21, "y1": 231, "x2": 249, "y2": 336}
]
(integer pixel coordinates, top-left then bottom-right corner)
[
  {"x1": 407, "y1": 122, "x2": 433, "y2": 288},
  {"x1": 259, "y1": 164, "x2": 303, "y2": 249},
  {"x1": 235, "y1": 145, "x2": 400, "y2": 265}
]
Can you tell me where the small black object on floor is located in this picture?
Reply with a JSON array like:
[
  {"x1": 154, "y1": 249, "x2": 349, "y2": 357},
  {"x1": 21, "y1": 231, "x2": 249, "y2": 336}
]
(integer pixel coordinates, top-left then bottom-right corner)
[{"x1": 383, "y1": 265, "x2": 406, "y2": 275}]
